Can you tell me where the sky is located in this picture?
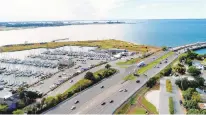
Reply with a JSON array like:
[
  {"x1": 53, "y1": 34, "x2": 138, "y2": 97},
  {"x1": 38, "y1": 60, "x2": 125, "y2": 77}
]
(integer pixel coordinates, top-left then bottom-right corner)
[{"x1": 0, "y1": 0, "x2": 206, "y2": 21}]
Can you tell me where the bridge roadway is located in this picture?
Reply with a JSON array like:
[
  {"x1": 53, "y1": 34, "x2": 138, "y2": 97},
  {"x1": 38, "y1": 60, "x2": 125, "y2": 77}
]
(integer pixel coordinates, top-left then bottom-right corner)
[
  {"x1": 171, "y1": 42, "x2": 206, "y2": 51},
  {"x1": 44, "y1": 51, "x2": 170, "y2": 114}
]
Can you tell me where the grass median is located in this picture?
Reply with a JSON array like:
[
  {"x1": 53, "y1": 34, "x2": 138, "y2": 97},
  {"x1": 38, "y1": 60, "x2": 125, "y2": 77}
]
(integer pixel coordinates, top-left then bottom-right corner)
[
  {"x1": 116, "y1": 58, "x2": 141, "y2": 65},
  {"x1": 123, "y1": 74, "x2": 136, "y2": 81},
  {"x1": 169, "y1": 97, "x2": 174, "y2": 114},
  {"x1": 137, "y1": 52, "x2": 174, "y2": 75},
  {"x1": 166, "y1": 79, "x2": 172, "y2": 93}
]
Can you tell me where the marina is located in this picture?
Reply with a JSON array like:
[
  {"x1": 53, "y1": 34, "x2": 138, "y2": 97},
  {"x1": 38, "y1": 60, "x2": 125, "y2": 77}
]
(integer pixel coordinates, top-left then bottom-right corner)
[{"x1": 0, "y1": 45, "x2": 125, "y2": 96}]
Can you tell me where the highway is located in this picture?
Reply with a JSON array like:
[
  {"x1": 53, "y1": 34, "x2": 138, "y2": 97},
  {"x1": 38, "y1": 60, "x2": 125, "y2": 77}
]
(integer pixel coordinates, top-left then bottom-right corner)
[
  {"x1": 44, "y1": 51, "x2": 168, "y2": 114},
  {"x1": 78, "y1": 52, "x2": 179, "y2": 114}
]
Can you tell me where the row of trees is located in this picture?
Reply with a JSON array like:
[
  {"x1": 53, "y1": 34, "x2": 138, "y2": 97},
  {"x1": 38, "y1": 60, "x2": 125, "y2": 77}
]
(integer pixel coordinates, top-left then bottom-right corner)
[{"x1": 175, "y1": 76, "x2": 205, "y2": 90}]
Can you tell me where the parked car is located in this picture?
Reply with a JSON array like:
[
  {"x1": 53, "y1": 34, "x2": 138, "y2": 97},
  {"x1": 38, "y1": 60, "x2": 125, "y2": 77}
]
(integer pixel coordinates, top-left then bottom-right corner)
[
  {"x1": 101, "y1": 86, "x2": 104, "y2": 89},
  {"x1": 124, "y1": 89, "x2": 128, "y2": 92}
]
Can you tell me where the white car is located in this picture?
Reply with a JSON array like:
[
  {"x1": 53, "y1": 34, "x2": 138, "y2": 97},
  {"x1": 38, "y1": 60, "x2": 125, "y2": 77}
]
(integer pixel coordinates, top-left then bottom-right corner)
[
  {"x1": 62, "y1": 73, "x2": 66, "y2": 75},
  {"x1": 119, "y1": 89, "x2": 123, "y2": 92},
  {"x1": 40, "y1": 81, "x2": 44, "y2": 84},
  {"x1": 71, "y1": 106, "x2": 76, "y2": 110}
]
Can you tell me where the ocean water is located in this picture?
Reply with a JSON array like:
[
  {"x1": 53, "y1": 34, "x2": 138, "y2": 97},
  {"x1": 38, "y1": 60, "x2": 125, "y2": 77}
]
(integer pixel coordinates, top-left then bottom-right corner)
[
  {"x1": 195, "y1": 48, "x2": 206, "y2": 55},
  {"x1": 0, "y1": 19, "x2": 205, "y2": 47}
]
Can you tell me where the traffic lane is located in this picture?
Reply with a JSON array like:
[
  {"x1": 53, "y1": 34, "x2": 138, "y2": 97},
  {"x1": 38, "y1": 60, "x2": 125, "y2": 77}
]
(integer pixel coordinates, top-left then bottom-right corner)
[
  {"x1": 44, "y1": 66, "x2": 134, "y2": 114},
  {"x1": 72, "y1": 80, "x2": 131, "y2": 114},
  {"x1": 85, "y1": 77, "x2": 147, "y2": 114}
]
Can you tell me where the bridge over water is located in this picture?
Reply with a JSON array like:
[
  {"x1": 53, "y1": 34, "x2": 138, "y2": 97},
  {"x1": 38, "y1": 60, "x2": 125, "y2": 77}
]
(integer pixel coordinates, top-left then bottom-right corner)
[{"x1": 171, "y1": 42, "x2": 206, "y2": 52}]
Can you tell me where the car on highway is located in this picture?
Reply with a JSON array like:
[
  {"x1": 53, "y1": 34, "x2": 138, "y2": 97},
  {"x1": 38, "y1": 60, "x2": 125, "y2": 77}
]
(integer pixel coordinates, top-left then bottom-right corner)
[
  {"x1": 70, "y1": 80, "x2": 73, "y2": 83},
  {"x1": 136, "y1": 80, "x2": 140, "y2": 83},
  {"x1": 101, "y1": 102, "x2": 106, "y2": 105},
  {"x1": 39, "y1": 81, "x2": 44, "y2": 84},
  {"x1": 74, "y1": 100, "x2": 79, "y2": 104},
  {"x1": 119, "y1": 89, "x2": 123, "y2": 92},
  {"x1": 71, "y1": 106, "x2": 76, "y2": 110},
  {"x1": 110, "y1": 100, "x2": 114, "y2": 103},
  {"x1": 101, "y1": 86, "x2": 104, "y2": 88},
  {"x1": 124, "y1": 89, "x2": 128, "y2": 92}
]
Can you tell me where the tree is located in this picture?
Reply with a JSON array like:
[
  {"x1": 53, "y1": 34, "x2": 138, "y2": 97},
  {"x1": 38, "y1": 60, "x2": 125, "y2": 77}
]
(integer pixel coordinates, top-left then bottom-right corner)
[
  {"x1": 183, "y1": 88, "x2": 195, "y2": 100},
  {"x1": 173, "y1": 63, "x2": 186, "y2": 75},
  {"x1": 45, "y1": 96, "x2": 58, "y2": 108},
  {"x1": 187, "y1": 50, "x2": 198, "y2": 59},
  {"x1": 17, "y1": 100, "x2": 26, "y2": 108},
  {"x1": 191, "y1": 92, "x2": 201, "y2": 102},
  {"x1": 195, "y1": 77, "x2": 205, "y2": 86},
  {"x1": 162, "y1": 66, "x2": 172, "y2": 76},
  {"x1": 13, "y1": 109, "x2": 24, "y2": 114},
  {"x1": 187, "y1": 109, "x2": 200, "y2": 114},
  {"x1": 179, "y1": 54, "x2": 187, "y2": 62},
  {"x1": 187, "y1": 66, "x2": 201, "y2": 76},
  {"x1": 176, "y1": 78, "x2": 190, "y2": 90},
  {"x1": 146, "y1": 77, "x2": 157, "y2": 88},
  {"x1": 201, "y1": 110, "x2": 206, "y2": 114},
  {"x1": 105, "y1": 64, "x2": 111, "y2": 69},
  {"x1": 0, "y1": 104, "x2": 8, "y2": 114},
  {"x1": 84, "y1": 72, "x2": 96, "y2": 81},
  {"x1": 196, "y1": 54, "x2": 204, "y2": 60},
  {"x1": 185, "y1": 58, "x2": 192, "y2": 66},
  {"x1": 162, "y1": 46, "x2": 167, "y2": 51},
  {"x1": 183, "y1": 100, "x2": 198, "y2": 109}
]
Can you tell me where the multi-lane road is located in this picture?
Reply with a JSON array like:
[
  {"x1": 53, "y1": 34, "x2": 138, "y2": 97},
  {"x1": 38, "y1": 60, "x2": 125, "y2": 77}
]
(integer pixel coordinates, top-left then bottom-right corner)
[{"x1": 44, "y1": 51, "x2": 178, "y2": 114}]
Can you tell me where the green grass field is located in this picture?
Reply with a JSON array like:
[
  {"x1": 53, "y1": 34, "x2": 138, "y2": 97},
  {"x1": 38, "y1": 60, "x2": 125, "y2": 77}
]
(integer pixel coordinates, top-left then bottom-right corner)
[
  {"x1": 142, "y1": 97, "x2": 158, "y2": 114},
  {"x1": 116, "y1": 58, "x2": 141, "y2": 65},
  {"x1": 123, "y1": 74, "x2": 136, "y2": 81},
  {"x1": 134, "y1": 108, "x2": 147, "y2": 114},
  {"x1": 0, "y1": 39, "x2": 160, "y2": 53},
  {"x1": 137, "y1": 52, "x2": 174, "y2": 75}
]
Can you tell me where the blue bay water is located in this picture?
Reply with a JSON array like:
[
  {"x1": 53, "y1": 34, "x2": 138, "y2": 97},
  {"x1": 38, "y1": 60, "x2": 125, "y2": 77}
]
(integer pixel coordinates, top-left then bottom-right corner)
[
  {"x1": 0, "y1": 19, "x2": 206, "y2": 48},
  {"x1": 123, "y1": 19, "x2": 206, "y2": 47}
]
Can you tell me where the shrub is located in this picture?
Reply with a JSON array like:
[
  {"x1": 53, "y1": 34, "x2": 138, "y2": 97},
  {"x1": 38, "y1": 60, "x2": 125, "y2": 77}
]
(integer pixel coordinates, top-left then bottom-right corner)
[
  {"x1": 169, "y1": 97, "x2": 174, "y2": 114},
  {"x1": 84, "y1": 72, "x2": 96, "y2": 82},
  {"x1": 166, "y1": 79, "x2": 172, "y2": 93},
  {"x1": 187, "y1": 66, "x2": 201, "y2": 76},
  {"x1": 183, "y1": 100, "x2": 198, "y2": 109},
  {"x1": 0, "y1": 104, "x2": 8, "y2": 114},
  {"x1": 146, "y1": 77, "x2": 157, "y2": 88},
  {"x1": 13, "y1": 109, "x2": 24, "y2": 114},
  {"x1": 187, "y1": 109, "x2": 200, "y2": 114}
]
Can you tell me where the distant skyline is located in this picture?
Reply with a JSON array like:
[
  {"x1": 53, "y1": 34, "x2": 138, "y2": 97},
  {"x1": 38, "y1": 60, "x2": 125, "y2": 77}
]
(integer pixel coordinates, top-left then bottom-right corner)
[{"x1": 1, "y1": 0, "x2": 206, "y2": 22}]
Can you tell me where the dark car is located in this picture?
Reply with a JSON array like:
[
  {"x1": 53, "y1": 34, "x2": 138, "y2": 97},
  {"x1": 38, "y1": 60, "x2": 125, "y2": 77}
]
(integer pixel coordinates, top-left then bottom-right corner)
[
  {"x1": 101, "y1": 102, "x2": 106, "y2": 105},
  {"x1": 136, "y1": 80, "x2": 140, "y2": 83},
  {"x1": 101, "y1": 86, "x2": 104, "y2": 89},
  {"x1": 124, "y1": 89, "x2": 128, "y2": 92},
  {"x1": 110, "y1": 100, "x2": 114, "y2": 103}
]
